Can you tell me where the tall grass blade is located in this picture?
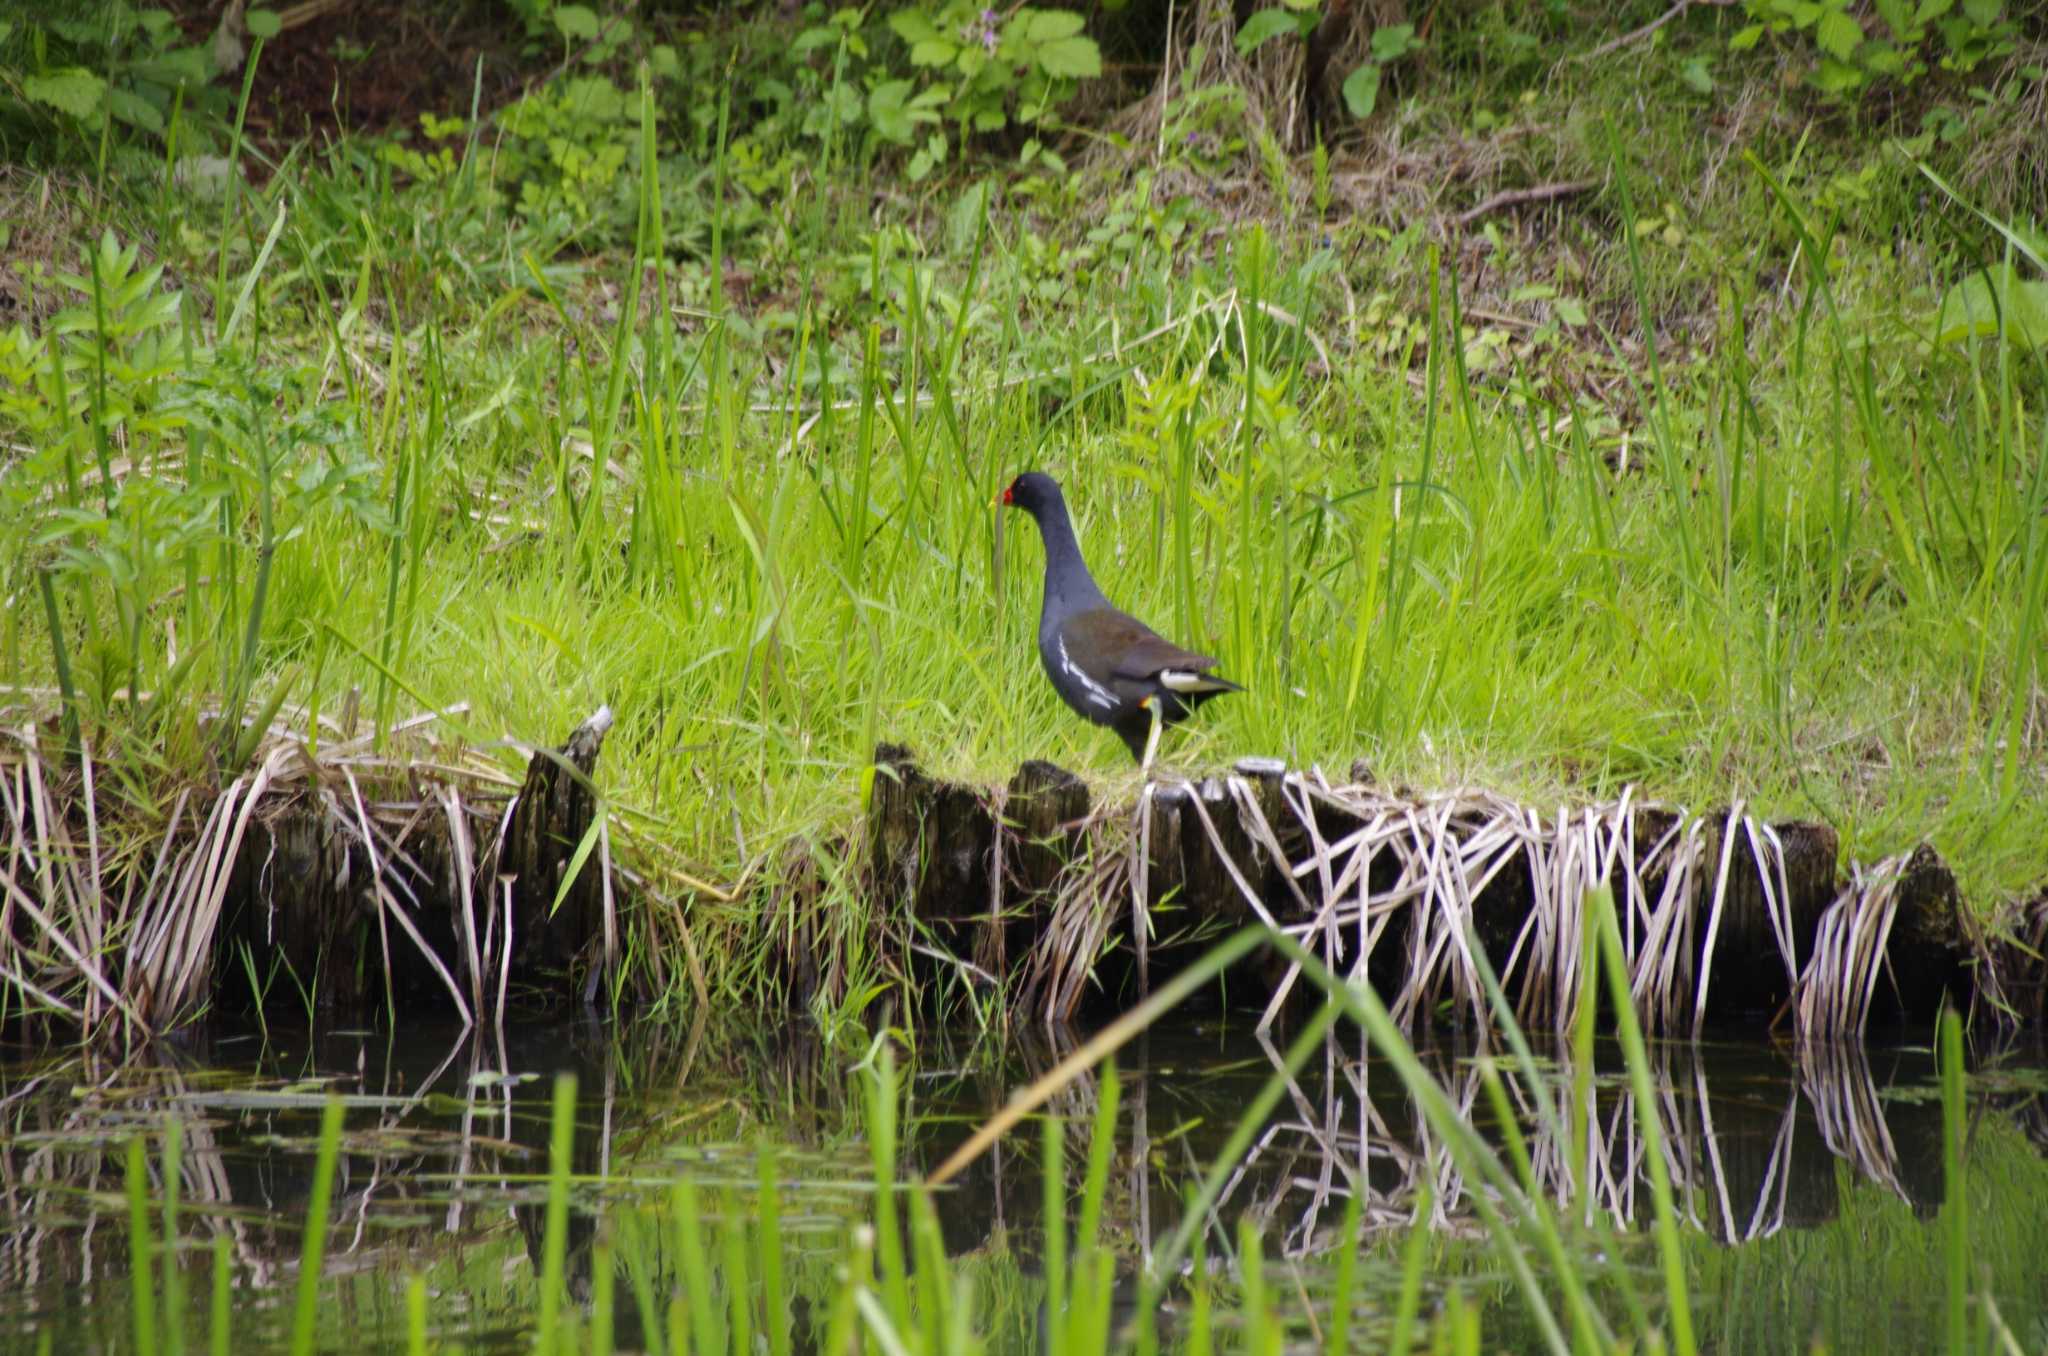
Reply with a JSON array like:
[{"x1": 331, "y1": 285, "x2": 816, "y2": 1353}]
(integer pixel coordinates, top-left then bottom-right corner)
[
  {"x1": 126, "y1": 1135, "x2": 158, "y2": 1356},
  {"x1": 287, "y1": 1097, "x2": 345, "y2": 1356},
  {"x1": 536, "y1": 1072, "x2": 577, "y2": 1356}
]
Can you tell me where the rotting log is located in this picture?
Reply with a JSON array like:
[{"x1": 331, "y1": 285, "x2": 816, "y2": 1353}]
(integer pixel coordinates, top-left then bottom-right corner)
[
  {"x1": 983, "y1": 760, "x2": 1090, "y2": 979},
  {"x1": 207, "y1": 709, "x2": 617, "y2": 1024},
  {"x1": 1865, "y1": 843, "x2": 1974, "y2": 1025},
  {"x1": 501, "y1": 706, "x2": 615, "y2": 998},
  {"x1": 1982, "y1": 890, "x2": 2048, "y2": 1029},
  {"x1": 861, "y1": 744, "x2": 1903, "y2": 1038},
  {"x1": 1694, "y1": 812, "x2": 1839, "y2": 1022},
  {"x1": 218, "y1": 796, "x2": 380, "y2": 1014},
  {"x1": 869, "y1": 743, "x2": 993, "y2": 963}
]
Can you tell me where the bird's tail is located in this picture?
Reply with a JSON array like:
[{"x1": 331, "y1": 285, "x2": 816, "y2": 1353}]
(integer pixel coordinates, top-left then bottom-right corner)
[{"x1": 1160, "y1": 669, "x2": 1244, "y2": 694}]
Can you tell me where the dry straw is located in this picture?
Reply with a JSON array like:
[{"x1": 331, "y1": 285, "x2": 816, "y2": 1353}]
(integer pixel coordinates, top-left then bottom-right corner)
[{"x1": 1017, "y1": 763, "x2": 1960, "y2": 1044}]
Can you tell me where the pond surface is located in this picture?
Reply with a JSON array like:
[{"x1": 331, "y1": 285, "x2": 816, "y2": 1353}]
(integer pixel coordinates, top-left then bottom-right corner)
[{"x1": 2, "y1": 1015, "x2": 2045, "y2": 1353}]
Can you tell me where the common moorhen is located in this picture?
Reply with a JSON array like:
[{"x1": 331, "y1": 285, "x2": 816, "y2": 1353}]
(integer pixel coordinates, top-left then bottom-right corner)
[{"x1": 999, "y1": 472, "x2": 1242, "y2": 768}]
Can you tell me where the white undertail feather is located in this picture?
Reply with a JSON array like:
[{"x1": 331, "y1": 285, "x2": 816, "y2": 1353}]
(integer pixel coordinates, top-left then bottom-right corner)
[{"x1": 1159, "y1": 669, "x2": 1230, "y2": 692}]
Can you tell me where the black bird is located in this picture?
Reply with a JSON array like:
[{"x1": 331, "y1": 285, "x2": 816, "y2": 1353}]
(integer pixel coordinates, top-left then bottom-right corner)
[{"x1": 999, "y1": 471, "x2": 1242, "y2": 767}]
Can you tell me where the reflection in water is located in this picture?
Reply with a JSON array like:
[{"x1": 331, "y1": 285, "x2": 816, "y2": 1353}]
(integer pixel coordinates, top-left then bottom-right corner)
[
  {"x1": 912, "y1": 1027, "x2": 1962, "y2": 1268},
  {"x1": 0, "y1": 1017, "x2": 2038, "y2": 1350}
]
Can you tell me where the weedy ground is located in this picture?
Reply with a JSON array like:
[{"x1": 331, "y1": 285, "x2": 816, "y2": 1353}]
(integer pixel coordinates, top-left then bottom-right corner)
[{"x1": 1, "y1": 6, "x2": 2044, "y2": 1021}]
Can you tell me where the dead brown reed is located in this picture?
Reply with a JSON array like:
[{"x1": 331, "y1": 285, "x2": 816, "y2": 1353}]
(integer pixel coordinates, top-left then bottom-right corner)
[
  {"x1": 1006, "y1": 762, "x2": 2002, "y2": 1043},
  {"x1": 0, "y1": 705, "x2": 715, "y2": 1042}
]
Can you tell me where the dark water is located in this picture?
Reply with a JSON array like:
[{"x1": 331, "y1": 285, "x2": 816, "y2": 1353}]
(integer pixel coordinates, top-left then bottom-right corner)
[{"x1": 1, "y1": 1015, "x2": 2045, "y2": 1352}]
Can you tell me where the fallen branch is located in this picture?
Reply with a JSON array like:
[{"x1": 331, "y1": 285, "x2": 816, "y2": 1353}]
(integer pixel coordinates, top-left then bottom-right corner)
[{"x1": 1451, "y1": 179, "x2": 1600, "y2": 228}]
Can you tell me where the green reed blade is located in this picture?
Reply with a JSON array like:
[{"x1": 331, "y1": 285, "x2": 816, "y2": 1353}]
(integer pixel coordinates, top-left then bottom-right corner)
[
  {"x1": 161, "y1": 1119, "x2": 185, "y2": 1356},
  {"x1": 208, "y1": 1235, "x2": 230, "y2": 1356},
  {"x1": 1941, "y1": 1007, "x2": 1968, "y2": 1355},
  {"x1": 758, "y1": 1144, "x2": 790, "y2": 1356},
  {"x1": 1324, "y1": 1189, "x2": 1363, "y2": 1356},
  {"x1": 1591, "y1": 887, "x2": 1697, "y2": 1356},
  {"x1": 126, "y1": 1135, "x2": 158, "y2": 1356},
  {"x1": 406, "y1": 1274, "x2": 427, "y2": 1356},
  {"x1": 591, "y1": 1233, "x2": 615, "y2": 1356},
  {"x1": 1239, "y1": 1214, "x2": 1277, "y2": 1356},
  {"x1": 865, "y1": 1046, "x2": 911, "y2": 1326},
  {"x1": 676, "y1": 1179, "x2": 720, "y2": 1356},
  {"x1": 1387, "y1": 1179, "x2": 1432, "y2": 1356},
  {"x1": 718, "y1": 1188, "x2": 752, "y2": 1356},
  {"x1": 287, "y1": 1097, "x2": 344, "y2": 1356},
  {"x1": 536, "y1": 1073, "x2": 577, "y2": 1356},
  {"x1": 1041, "y1": 1110, "x2": 1067, "y2": 1352}
]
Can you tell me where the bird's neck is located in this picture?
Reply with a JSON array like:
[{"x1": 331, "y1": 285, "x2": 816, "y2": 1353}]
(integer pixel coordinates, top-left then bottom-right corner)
[{"x1": 1034, "y1": 504, "x2": 1110, "y2": 622}]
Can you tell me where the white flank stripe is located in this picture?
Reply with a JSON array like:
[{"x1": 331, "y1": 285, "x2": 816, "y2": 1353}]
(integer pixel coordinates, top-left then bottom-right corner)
[{"x1": 1058, "y1": 636, "x2": 1120, "y2": 711}]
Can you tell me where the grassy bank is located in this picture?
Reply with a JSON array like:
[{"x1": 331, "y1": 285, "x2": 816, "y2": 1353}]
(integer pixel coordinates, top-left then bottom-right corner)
[{"x1": 1, "y1": 3, "x2": 2044, "y2": 1024}]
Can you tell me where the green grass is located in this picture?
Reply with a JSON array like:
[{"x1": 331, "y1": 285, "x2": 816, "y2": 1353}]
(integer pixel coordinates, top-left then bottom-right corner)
[{"x1": 0, "y1": 18, "x2": 2044, "y2": 1029}]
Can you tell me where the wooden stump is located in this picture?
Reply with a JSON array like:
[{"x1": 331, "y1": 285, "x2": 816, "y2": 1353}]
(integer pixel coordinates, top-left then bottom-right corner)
[
  {"x1": 1697, "y1": 815, "x2": 1839, "y2": 1022},
  {"x1": 984, "y1": 760, "x2": 1090, "y2": 977},
  {"x1": 500, "y1": 706, "x2": 614, "y2": 996},
  {"x1": 1869, "y1": 843, "x2": 1974, "y2": 1025}
]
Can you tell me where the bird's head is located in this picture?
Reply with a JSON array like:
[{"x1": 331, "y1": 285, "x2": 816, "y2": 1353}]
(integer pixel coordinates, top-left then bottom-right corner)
[{"x1": 998, "y1": 471, "x2": 1063, "y2": 518}]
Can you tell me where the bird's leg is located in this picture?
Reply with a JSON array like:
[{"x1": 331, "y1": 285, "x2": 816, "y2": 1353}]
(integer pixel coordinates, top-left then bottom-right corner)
[{"x1": 1139, "y1": 697, "x2": 1163, "y2": 775}]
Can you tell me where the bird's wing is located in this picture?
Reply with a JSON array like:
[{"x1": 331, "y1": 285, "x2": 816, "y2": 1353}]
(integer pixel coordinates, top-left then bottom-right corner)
[{"x1": 1066, "y1": 609, "x2": 1223, "y2": 682}]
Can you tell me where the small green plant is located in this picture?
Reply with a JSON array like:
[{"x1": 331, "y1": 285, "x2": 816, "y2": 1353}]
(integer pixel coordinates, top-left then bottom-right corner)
[
  {"x1": 1234, "y1": 4, "x2": 1419, "y2": 120},
  {"x1": 1732, "y1": 0, "x2": 2019, "y2": 98},
  {"x1": 496, "y1": 75, "x2": 640, "y2": 228},
  {"x1": 881, "y1": 4, "x2": 1102, "y2": 177},
  {"x1": 0, "y1": 6, "x2": 218, "y2": 165}
]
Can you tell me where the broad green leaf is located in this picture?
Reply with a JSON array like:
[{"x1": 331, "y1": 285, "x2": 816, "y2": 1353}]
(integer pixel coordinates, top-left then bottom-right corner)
[
  {"x1": 1036, "y1": 36, "x2": 1101, "y2": 77},
  {"x1": 1811, "y1": 56, "x2": 1866, "y2": 91},
  {"x1": 910, "y1": 38, "x2": 956, "y2": 66},
  {"x1": 1730, "y1": 23, "x2": 1766, "y2": 50},
  {"x1": 108, "y1": 87, "x2": 164, "y2": 134},
  {"x1": 134, "y1": 49, "x2": 213, "y2": 88},
  {"x1": 1236, "y1": 8, "x2": 1303, "y2": 57},
  {"x1": 1371, "y1": 23, "x2": 1418, "y2": 62},
  {"x1": 1026, "y1": 10, "x2": 1087, "y2": 42},
  {"x1": 888, "y1": 10, "x2": 940, "y2": 43},
  {"x1": 1341, "y1": 62, "x2": 1381, "y2": 119},
  {"x1": 553, "y1": 4, "x2": 599, "y2": 42},
  {"x1": 245, "y1": 9, "x2": 281, "y2": 38},
  {"x1": 1961, "y1": 0, "x2": 2000, "y2": 23},
  {"x1": 1679, "y1": 55, "x2": 1714, "y2": 91},
  {"x1": 1815, "y1": 8, "x2": 1863, "y2": 57},
  {"x1": 868, "y1": 79, "x2": 934, "y2": 144},
  {"x1": 1933, "y1": 264, "x2": 2048, "y2": 350},
  {"x1": 1555, "y1": 297, "x2": 1589, "y2": 327},
  {"x1": 23, "y1": 70, "x2": 106, "y2": 120}
]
